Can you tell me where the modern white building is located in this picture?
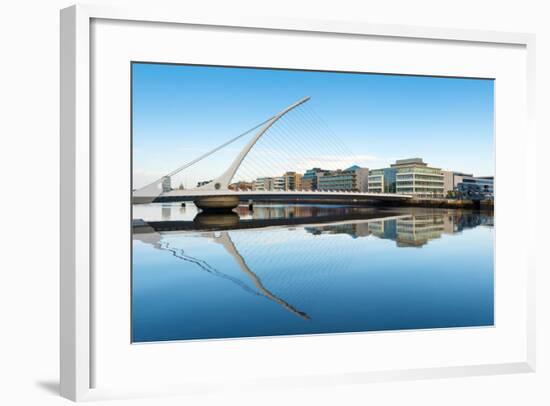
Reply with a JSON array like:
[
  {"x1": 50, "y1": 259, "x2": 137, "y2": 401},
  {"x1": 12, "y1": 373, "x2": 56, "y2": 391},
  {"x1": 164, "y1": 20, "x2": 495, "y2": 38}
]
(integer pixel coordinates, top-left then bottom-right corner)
[
  {"x1": 392, "y1": 158, "x2": 444, "y2": 198},
  {"x1": 369, "y1": 158, "x2": 445, "y2": 197}
]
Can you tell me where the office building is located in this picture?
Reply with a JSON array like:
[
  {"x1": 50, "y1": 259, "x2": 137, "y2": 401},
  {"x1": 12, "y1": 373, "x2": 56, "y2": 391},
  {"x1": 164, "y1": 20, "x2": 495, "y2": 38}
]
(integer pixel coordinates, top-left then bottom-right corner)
[
  {"x1": 368, "y1": 158, "x2": 444, "y2": 197},
  {"x1": 368, "y1": 168, "x2": 397, "y2": 193},
  {"x1": 442, "y1": 171, "x2": 473, "y2": 196},
  {"x1": 253, "y1": 177, "x2": 274, "y2": 191},
  {"x1": 283, "y1": 171, "x2": 303, "y2": 191},
  {"x1": 273, "y1": 176, "x2": 285, "y2": 191},
  {"x1": 457, "y1": 176, "x2": 494, "y2": 199},
  {"x1": 392, "y1": 158, "x2": 444, "y2": 197},
  {"x1": 442, "y1": 171, "x2": 494, "y2": 199},
  {"x1": 302, "y1": 168, "x2": 329, "y2": 190},
  {"x1": 317, "y1": 165, "x2": 369, "y2": 192}
]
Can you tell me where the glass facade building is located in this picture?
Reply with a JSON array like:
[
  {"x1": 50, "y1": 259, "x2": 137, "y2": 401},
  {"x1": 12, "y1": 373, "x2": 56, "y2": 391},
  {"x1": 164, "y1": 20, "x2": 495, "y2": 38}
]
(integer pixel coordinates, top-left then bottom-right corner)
[
  {"x1": 317, "y1": 165, "x2": 369, "y2": 192},
  {"x1": 457, "y1": 176, "x2": 494, "y2": 199},
  {"x1": 302, "y1": 168, "x2": 329, "y2": 191},
  {"x1": 368, "y1": 168, "x2": 397, "y2": 193}
]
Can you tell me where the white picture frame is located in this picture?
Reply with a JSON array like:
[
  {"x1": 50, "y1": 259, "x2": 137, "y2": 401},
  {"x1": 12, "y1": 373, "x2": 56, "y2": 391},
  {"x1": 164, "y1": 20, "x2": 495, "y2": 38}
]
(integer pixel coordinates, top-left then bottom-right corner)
[{"x1": 60, "y1": 4, "x2": 536, "y2": 402}]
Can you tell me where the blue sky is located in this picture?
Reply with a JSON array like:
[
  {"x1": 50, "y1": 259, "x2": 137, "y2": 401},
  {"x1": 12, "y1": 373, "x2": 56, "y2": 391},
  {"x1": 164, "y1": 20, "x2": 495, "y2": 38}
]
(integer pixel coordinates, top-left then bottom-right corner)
[{"x1": 132, "y1": 63, "x2": 494, "y2": 188}]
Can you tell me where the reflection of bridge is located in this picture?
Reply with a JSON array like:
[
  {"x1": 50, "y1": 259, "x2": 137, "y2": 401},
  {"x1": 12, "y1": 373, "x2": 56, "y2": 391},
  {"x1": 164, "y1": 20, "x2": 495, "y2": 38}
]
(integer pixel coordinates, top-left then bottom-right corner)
[
  {"x1": 133, "y1": 96, "x2": 411, "y2": 209},
  {"x1": 135, "y1": 228, "x2": 315, "y2": 320},
  {"x1": 135, "y1": 213, "x2": 406, "y2": 319},
  {"x1": 134, "y1": 209, "x2": 491, "y2": 320}
]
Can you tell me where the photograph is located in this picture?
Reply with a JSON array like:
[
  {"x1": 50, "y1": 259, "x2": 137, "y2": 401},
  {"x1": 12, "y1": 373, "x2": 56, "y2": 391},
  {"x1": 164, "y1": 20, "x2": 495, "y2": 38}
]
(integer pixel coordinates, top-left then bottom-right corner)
[
  {"x1": 131, "y1": 62, "x2": 495, "y2": 343},
  {"x1": 1, "y1": 0, "x2": 542, "y2": 403}
]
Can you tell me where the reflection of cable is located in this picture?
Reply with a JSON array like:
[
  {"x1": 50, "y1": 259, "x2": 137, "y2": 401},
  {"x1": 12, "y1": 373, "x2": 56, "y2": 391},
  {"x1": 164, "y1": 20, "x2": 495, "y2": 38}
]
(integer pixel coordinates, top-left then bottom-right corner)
[
  {"x1": 160, "y1": 238, "x2": 310, "y2": 320},
  {"x1": 159, "y1": 241, "x2": 263, "y2": 298},
  {"x1": 221, "y1": 232, "x2": 310, "y2": 320},
  {"x1": 228, "y1": 228, "x2": 351, "y2": 314}
]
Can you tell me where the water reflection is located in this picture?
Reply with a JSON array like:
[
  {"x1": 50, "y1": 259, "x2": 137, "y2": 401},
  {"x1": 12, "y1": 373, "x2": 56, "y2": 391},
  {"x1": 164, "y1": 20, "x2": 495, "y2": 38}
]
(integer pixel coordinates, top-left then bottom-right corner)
[
  {"x1": 134, "y1": 202, "x2": 404, "y2": 223},
  {"x1": 193, "y1": 212, "x2": 240, "y2": 228},
  {"x1": 132, "y1": 204, "x2": 494, "y2": 342},
  {"x1": 306, "y1": 210, "x2": 494, "y2": 248}
]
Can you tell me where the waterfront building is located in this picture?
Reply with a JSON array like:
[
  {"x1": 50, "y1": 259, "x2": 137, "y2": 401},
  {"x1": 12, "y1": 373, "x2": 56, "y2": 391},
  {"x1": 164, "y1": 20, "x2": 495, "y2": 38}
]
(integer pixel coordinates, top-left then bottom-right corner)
[
  {"x1": 442, "y1": 171, "x2": 494, "y2": 199},
  {"x1": 273, "y1": 176, "x2": 286, "y2": 191},
  {"x1": 442, "y1": 171, "x2": 473, "y2": 196},
  {"x1": 283, "y1": 171, "x2": 303, "y2": 191},
  {"x1": 317, "y1": 165, "x2": 369, "y2": 192},
  {"x1": 392, "y1": 158, "x2": 444, "y2": 197},
  {"x1": 457, "y1": 176, "x2": 494, "y2": 199},
  {"x1": 368, "y1": 158, "x2": 444, "y2": 197},
  {"x1": 302, "y1": 168, "x2": 329, "y2": 190},
  {"x1": 253, "y1": 177, "x2": 274, "y2": 191},
  {"x1": 368, "y1": 168, "x2": 397, "y2": 193},
  {"x1": 161, "y1": 176, "x2": 172, "y2": 192}
]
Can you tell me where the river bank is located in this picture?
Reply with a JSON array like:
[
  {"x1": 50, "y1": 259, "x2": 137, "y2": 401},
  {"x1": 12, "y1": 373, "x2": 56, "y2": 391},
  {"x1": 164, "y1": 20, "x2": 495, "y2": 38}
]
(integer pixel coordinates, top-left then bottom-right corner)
[{"x1": 153, "y1": 194, "x2": 493, "y2": 211}]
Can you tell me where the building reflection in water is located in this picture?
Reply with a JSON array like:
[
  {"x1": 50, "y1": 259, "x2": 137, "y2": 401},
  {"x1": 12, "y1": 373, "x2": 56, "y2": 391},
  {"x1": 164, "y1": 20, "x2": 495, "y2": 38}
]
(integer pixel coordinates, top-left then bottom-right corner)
[
  {"x1": 235, "y1": 204, "x2": 381, "y2": 221},
  {"x1": 305, "y1": 210, "x2": 493, "y2": 248}
]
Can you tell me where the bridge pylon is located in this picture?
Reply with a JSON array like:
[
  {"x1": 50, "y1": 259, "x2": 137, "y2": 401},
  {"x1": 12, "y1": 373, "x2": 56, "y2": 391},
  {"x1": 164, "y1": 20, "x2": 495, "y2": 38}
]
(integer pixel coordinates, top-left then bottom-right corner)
[{"x1": 193, "y1": 96, "x2": 311, "y2": 211}]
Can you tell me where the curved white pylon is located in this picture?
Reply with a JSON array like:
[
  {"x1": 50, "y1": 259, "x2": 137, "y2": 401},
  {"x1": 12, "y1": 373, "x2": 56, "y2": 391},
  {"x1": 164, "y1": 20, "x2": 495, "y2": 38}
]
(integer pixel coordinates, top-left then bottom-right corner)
[{"x1": 196, "y1": 96, "x2": 311, "y2": 191}]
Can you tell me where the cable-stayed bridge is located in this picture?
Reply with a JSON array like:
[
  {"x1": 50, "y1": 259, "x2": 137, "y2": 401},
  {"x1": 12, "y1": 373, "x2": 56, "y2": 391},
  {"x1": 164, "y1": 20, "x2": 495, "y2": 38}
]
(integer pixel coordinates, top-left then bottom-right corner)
[{"x1": 133, "y1": 96, "x2": 411, "y2": 209}]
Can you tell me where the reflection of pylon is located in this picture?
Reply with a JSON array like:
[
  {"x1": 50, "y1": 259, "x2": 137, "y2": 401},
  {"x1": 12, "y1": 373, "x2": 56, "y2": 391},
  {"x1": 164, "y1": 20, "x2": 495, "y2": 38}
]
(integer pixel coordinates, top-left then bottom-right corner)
[
  {"x1": 159, "y1": 240, "x2": 262, "y2": 298},
  {"x1": 157, "y1": 236, "x2": 310, "y2": 320},
  {"x1": 214, "y1": 232, "x2": 310, "y2": 320}
]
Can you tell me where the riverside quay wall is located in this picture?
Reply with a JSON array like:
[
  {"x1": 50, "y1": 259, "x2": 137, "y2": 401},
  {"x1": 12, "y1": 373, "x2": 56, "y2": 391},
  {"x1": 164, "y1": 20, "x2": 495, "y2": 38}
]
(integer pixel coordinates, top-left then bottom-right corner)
[{"x1": 153, "y1": 194, "x2": 493, "y2": 210}]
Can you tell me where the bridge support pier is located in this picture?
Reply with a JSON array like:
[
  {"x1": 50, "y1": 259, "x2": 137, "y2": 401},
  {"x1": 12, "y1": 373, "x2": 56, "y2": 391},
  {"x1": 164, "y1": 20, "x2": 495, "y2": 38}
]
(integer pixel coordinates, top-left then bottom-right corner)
[{"x1": 194, "y1": 195, "x2": 240, "y2": 212}]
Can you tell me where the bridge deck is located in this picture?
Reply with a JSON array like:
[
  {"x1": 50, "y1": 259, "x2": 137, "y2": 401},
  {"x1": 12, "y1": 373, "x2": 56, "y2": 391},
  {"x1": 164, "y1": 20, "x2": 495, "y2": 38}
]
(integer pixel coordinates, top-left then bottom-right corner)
[{"x1": 159, "y1": 189, "x2": 412, "y2": 200}]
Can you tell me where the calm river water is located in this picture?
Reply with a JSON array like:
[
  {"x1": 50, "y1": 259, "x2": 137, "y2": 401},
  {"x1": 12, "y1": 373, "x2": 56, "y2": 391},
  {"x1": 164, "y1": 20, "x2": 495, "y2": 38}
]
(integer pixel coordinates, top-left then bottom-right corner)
[{"x1": 132, "y1": 203, "x2": 494, "y2": 342}]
